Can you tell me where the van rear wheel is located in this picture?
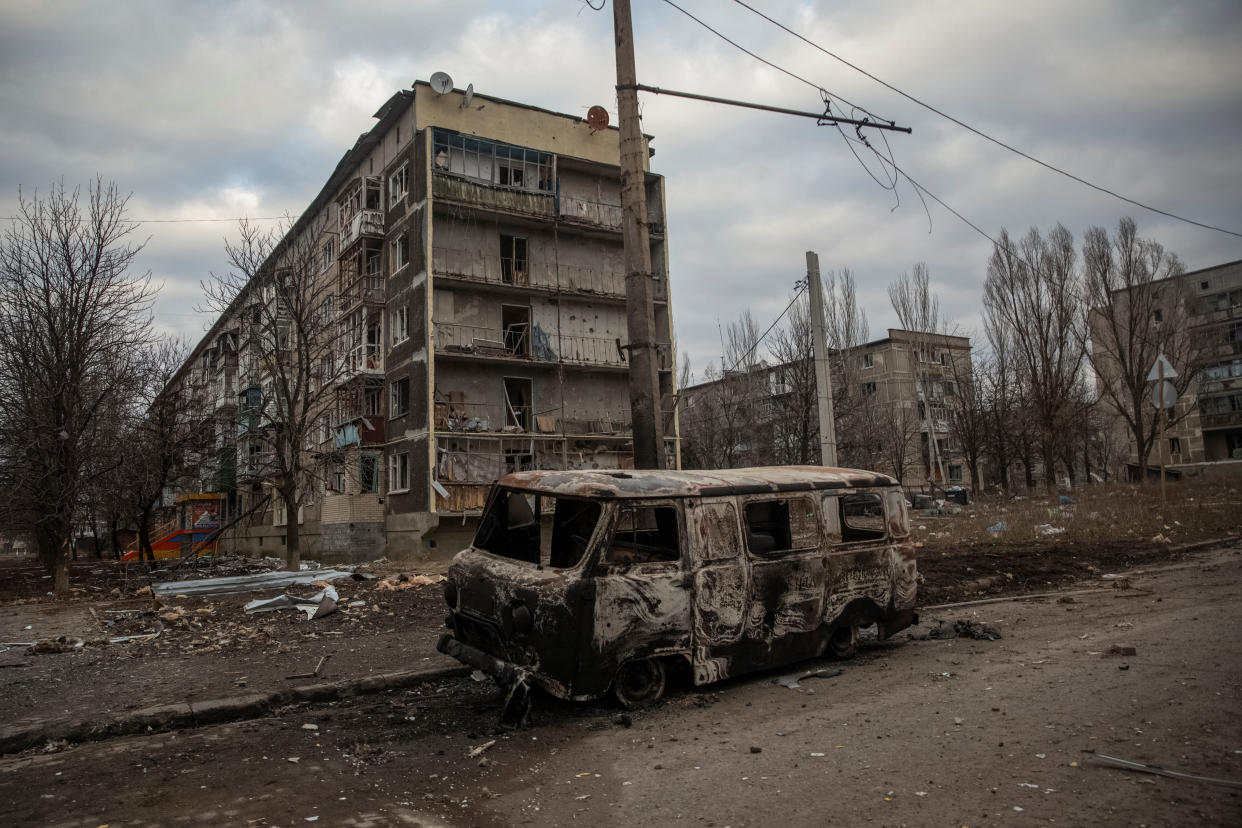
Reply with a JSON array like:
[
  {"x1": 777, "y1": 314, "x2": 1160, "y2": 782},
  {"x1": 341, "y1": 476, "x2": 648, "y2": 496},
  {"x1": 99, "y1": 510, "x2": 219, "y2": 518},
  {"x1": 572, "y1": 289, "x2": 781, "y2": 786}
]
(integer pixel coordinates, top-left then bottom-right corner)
[
  {"x1": 828, "y1": 624, "x2": 858, "y2": 659},
  {"x1": 614, "y1": 658, "x2": 665, "y2": 708}
]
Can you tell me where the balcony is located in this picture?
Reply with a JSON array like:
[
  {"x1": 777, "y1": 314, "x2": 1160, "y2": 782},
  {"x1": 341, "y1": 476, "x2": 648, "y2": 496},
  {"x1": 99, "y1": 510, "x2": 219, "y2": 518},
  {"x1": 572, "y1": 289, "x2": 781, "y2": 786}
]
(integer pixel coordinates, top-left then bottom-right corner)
[
  {"x1": 1201, "y1": 410, "x2": 1242, "y2": 429},
  {"x1": 337, "y1": 343, "x2": 384, "y2": 384},
  {"x1": 433, "y1": 321, "x2": 628, "y2": 368},
  {"x1": 432, "y1": 174, "x2": 555, "y2": 219},
  {"x1": 431, "y1": 247, "x2": 667, "y2": 302},
  {"x1": 339, "y1": 274, "x2": 385, "y2": 312},
  {"x1": 339, "y1": 209, "x2": 384, "y2": 249},
  {"x1": 334, "y1": 418, "x2": 385, "y2": 448}
]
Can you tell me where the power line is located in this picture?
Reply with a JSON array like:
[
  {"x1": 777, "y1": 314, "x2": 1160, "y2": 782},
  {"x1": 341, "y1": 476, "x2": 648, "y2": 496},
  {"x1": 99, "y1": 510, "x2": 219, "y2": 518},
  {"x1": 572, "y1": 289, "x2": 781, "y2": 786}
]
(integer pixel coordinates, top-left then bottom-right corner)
[
  {"x1": 1, "y1": 215, "x2": 293, "y2": 224},
  {"x1": 656, "y1": 0, "x2": 894, "y2": 127},
  {"x1": 728, "y1": 0, "x2": 1242, "y2": 239},
  {"x1": 726, "y1": 283, "x2": 807, "y2": 375}
]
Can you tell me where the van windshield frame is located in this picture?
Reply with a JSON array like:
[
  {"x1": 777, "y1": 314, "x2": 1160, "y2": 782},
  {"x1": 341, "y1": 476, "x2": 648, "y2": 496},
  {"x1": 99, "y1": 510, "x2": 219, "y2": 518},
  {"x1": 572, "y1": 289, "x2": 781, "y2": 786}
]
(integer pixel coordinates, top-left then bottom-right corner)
[{"x1": 472, "y1": 486, "x2": 601, "y2": 569}]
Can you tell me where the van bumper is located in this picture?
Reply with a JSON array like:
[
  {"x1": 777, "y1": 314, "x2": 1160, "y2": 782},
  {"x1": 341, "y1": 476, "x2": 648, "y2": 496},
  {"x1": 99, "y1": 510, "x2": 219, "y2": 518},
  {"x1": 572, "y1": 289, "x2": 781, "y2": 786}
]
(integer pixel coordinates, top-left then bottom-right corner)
[{"x1": 437, "y1": 633, "x2": 525, "y2": 685}]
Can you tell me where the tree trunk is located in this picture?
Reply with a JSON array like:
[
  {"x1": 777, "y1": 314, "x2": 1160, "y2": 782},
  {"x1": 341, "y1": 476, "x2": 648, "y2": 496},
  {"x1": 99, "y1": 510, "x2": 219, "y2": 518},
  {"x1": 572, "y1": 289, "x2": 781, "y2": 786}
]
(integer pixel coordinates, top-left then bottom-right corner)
[
  {"x1": 54, "y1": 536, "x2": 71, "y2": 595},
  {"x1": 138, "y1": 504, "x2": 154, "y2": 562},
  {"x1": 284, "y1": 490, "x2": 300, "y2": 571}
]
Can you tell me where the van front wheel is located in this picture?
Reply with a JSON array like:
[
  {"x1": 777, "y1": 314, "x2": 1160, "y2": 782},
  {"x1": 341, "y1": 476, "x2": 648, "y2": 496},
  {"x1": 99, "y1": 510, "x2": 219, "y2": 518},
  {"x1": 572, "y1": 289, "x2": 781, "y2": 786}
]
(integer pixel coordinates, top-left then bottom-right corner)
[
  {"x1": 828, "y1": 624, "x2": 858, "y2": 659},
  {"x1": 614, "y1": 658, "x2": 665, "y2": 708}
]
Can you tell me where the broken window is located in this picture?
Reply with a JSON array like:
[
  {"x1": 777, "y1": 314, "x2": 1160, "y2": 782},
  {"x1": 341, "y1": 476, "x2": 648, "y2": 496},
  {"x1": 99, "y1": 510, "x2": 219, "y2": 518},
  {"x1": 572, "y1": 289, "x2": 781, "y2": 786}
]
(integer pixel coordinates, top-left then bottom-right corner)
[
  {"x1": 391, "y1": 233, "x2": 409, "y2": 272},
  {"x1": 948, "y1": 464, "x2": 963, "y2": 483},
  {"x1": 1168, "y1": 437, "x2": 1181, "y2": 455},
  {"x1": 500, "y1": 235, "x2": 528, "y2": 284},
  {"x1": 432, "y1": 130, "x2": 553, "y2": 193},
  {"x1": 503, "y1": 377, "x2": 532, "y2": 431},
  {"x1": 861, "y1": 381, "x2": 877, "y2": 396},
  {"x1": 390, "y1": 376, "x2": 410, "y2": 417},
  {"x1": 861, "y1": 353, "x2": 874, "y2": 369},
  {"x1": 606, "y1": 505, "x2": 680, "y2": 566},
  {"x1": 389, "y1": 163, "x2": 408, "y2": 208},
  {"x1": 360, "y1": 455, "x2": 379, "y2": 493},
  {"x1": 744, "y1": 498, "x2": 816, "y2": 555},
  {"x1": 392, "y1": 305, "x2": 409, "y2": 345},
  {"x1": 474, "y1": 488, "x2": 600, "y2": 569},
  {"x1": 838, "y1": 493, "x2": 886, "y2": 543},
  {"x1": 501, "y1": 305, "x2": 530, "y2": 356},
  {"x1": 388, "y1": 452, "x2": 410, "y2": 492},
  {"x1": 744, "y1": 500, "x2": 790, "y2": 555},
  {"x1": 364, "y1": 388, "x2": 381, "y2": 417}
]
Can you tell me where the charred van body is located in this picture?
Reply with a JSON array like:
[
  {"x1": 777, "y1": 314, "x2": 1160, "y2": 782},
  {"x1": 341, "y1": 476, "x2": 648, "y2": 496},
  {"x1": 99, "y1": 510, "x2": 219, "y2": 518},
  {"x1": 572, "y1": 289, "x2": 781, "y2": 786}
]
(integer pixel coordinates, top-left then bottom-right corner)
[{"x1": 437, "y1": 466, "x2": 918, "y2": 708}]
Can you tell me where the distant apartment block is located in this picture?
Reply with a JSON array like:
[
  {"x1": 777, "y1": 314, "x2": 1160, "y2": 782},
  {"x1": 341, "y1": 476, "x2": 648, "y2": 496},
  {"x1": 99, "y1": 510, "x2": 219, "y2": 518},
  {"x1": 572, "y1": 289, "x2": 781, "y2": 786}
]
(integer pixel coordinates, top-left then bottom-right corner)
[
  {"x1": 1093, "y1": 259, "x2": 1242, "y2": 475},
  {"x1": 170, "y1": 81, "x2": 678, "y2": 561},
  {"x1": 681, "y1": 329, "x2": 974, "y2": 490}
]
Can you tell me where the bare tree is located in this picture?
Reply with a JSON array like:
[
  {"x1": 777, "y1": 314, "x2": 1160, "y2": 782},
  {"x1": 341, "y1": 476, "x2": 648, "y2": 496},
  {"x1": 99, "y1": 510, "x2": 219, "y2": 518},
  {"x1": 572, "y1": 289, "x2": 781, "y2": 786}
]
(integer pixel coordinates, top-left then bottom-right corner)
[
  {"x1": 0, "y1": 180, "x2": 154, "y2": 593},
  {"x1": 945, "y1": 338, "x2": 989, "y2": 491},
  {"x1": 984, "y1": 226, "x2": 1087, "y2": 492},
  {"x1": 889, "y1": 263, "x2": 946, "y2": 486},
  {"x1": 201, "y1": 217, "x2": 341, "y2": 570},
  {"x1": 1082, "y1": 217, "x2": 1192, "y2": 478},
  {"x1": 120, "y1": 338, "x2": 212, "y2": 560}
]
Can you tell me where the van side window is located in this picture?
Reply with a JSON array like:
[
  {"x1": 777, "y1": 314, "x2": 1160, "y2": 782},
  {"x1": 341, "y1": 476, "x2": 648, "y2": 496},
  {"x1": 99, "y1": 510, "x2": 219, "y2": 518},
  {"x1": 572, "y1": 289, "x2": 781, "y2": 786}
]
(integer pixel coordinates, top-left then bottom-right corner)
[
  {"x1": 744, "y1": 497, "x2": 817, "y2": 554},
  {"x1": 606, "y1": 506, "x2": 680, "y2": 566},
  {"x1": 839, "y1": 492, "x2": 886, "y2": 542}
]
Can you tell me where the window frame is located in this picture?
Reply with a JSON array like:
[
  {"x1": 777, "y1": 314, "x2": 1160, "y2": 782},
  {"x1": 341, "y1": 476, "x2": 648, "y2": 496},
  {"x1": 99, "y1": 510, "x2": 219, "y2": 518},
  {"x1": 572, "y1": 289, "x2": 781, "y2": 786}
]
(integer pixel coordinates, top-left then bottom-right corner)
[
  {"x1": 390, "y1": 376, "x2": 410, "y2": 418},
  {"x1": 601, "y1": 501, "x2": 683, "y2": 569},
  {"x1": 388, "y1": 163, "x2": 408, "y2": 208},
  {"x1": 388, "y1": 452, "x2": 410, "y2": 493},
  {"x1": 390, "y1": 233, "x2": 409, "y2": 273},
  {"x1": 743, "y1": 495, "x2": 819, "y2": 558},
  {"x1": 392, "y1": 305, "x2": 409, "y2": 345}
]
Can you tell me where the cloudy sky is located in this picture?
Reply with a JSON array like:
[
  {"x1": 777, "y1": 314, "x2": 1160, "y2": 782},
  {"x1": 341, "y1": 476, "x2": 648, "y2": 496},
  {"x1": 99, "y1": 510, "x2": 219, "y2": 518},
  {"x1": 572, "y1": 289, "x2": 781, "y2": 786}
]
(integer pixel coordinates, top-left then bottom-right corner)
[{"x1": 2, "y1": 0, "x2": 1240, "y2": 375}]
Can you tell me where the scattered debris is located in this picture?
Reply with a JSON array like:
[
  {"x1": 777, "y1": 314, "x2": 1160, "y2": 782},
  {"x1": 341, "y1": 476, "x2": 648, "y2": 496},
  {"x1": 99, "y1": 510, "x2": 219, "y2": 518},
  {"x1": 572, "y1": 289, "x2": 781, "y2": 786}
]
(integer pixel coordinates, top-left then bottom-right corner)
[
  {"x1": 1034, "y1": 524, "x2": 1066, "y2": 537},
  {"x1": 777, "y1": 667, "x2": 843, "y2": 689},
  {"x1": 1082, "y1": 751, "x2": 1242, "y2": 789},
  {"x1": 285, "y1": 655, "x2": 329, "y2": 681},
  {"x1": 26, "y1": 636, "x2": 85, "y2": 655},
  {"x1": 987, "y1": 521, "x2": 1008, "y2": 534},
  {"x1": 467, "y1": 740, "x2": 496, "y2": 759},
  {"x1": 244, "y1": 586, "x2": 338, "y2": 620},
  {"x1": 376, "y1": 573, "x2": 446, "y2": 591},
  {"x1": 749, "y1": 746, "x2": 762, "y2": 754},
  {"x1": 301, "y1": 723, "x2": 319, "y2": 731},
  {"x1": 153, "y1": 569, "x2": 355, "y2": 598}
]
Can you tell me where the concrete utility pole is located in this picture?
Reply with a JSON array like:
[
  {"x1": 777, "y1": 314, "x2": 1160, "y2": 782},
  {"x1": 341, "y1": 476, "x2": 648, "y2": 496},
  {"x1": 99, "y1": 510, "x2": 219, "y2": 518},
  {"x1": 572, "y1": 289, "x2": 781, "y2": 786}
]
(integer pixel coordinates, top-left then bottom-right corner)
[
  {"x1": 613, "y1": 0, "x2": 664, "y2": 469},
  {"x1": 806, "y1": 251, "x2": 838, "y2": 467}
]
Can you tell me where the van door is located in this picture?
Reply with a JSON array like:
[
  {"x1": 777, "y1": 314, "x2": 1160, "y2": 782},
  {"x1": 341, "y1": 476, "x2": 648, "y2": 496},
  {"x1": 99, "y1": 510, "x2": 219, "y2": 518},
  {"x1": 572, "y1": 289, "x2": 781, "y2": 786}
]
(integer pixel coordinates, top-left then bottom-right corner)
[
  {"x1": 580, "y1": 501, "x2": 691, "y2": 696},
  {"x1": 740, "y1": 495, "x2": 826, "y2": 664},
  {"x1": 688, "y1": 499, "x2": 748, "y2": 684}
]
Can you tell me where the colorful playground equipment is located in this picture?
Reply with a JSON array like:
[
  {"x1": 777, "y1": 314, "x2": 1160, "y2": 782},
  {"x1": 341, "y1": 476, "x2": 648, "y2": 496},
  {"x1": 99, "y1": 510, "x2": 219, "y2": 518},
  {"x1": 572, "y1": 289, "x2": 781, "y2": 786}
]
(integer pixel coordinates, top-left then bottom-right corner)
[{"x1": 122, "y1": 493, "x2": 224, "y2": 562}]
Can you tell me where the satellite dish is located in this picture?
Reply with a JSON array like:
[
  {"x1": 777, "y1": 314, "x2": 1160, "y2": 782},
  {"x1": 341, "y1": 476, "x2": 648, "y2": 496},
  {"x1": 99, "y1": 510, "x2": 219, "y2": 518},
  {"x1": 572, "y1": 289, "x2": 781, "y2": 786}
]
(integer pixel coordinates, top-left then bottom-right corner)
[
  {"x1": 586, "y1": 105, "x2": 609, "y2": 132},
  {"x1": 430, "y1": 72, "x2": 454, "y2": 95},
  {"x1": 462, "y1": 83, "x2": 474, "y2": 108}
]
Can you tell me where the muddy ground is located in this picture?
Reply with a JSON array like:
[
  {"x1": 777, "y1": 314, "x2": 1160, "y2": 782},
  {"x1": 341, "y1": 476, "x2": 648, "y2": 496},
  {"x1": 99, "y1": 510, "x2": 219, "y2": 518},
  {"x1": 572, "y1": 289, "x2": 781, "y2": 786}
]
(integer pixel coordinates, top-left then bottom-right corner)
[{"x1": 2, "y1": 545, "x2": 1239, "y2": 826}]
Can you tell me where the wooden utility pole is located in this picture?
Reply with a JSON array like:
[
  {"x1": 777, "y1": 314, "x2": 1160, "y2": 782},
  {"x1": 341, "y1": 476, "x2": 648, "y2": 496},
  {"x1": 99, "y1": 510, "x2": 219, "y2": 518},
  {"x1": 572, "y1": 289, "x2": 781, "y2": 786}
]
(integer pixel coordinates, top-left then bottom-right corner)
[
  {"x1": 614, "y1": 0, "x2": 664, "y2": 469},
  {"x1": 806, "y1": 251, "x2": 838, "y2": 466}
]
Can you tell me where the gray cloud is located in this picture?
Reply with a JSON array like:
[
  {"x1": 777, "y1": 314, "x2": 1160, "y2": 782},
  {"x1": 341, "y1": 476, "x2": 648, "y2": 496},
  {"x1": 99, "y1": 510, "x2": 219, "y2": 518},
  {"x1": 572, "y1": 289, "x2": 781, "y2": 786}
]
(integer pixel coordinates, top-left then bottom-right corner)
[{"x1": 2, "y1": 0, "x2": 1239, "y2": 376}]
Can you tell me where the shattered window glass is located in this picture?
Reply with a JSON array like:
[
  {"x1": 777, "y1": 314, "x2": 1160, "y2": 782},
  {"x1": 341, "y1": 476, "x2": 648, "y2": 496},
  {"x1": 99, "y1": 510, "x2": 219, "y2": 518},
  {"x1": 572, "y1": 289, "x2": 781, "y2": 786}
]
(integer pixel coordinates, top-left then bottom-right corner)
[
  {"x1": 473, "y1": 487, "x2": 599, "y2": 569},
  {"x1": 606, "y1": 506, "x2": 680, "y2": 566}
]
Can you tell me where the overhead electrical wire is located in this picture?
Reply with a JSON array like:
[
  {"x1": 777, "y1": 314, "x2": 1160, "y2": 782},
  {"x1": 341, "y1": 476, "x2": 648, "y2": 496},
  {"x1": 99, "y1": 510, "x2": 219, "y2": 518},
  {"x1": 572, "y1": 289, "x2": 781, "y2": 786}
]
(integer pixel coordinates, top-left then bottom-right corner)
[{"x1": 727, "y1": 0, "x2": 1242, "y2": 239}]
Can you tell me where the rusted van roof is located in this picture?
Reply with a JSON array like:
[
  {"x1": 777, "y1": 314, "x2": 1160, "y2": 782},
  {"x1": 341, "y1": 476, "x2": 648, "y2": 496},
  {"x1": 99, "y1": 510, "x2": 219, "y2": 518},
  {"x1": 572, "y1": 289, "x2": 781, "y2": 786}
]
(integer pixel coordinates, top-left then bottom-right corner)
[{"x1": 497, "y1": 466, "x2": 898, "y2": 499}]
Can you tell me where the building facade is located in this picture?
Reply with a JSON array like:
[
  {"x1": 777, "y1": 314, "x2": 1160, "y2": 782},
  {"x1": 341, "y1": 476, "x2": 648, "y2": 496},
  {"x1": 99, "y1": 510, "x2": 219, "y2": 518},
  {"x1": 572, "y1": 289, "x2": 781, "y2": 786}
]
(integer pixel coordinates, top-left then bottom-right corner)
[
  {"x1": 681, "y1": 329, "x2": 974, "y2": 491},
  {"x1": 172, "y1": 82, "x2": 678, "y2": 561},
  {"x1": 1093, "y1": 259, "x2": 1242, "y2": 475}
]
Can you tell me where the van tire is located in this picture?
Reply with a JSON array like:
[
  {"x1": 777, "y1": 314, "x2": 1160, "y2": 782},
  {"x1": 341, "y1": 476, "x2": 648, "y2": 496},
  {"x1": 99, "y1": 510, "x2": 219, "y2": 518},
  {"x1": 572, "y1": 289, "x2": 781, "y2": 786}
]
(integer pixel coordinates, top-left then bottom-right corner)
[
  {"x1": 614, "y1": 658, "x2": 665, "y2": 708},
  {"x1": 828, "y1": 624, "x2": 858, "y2": 659}
]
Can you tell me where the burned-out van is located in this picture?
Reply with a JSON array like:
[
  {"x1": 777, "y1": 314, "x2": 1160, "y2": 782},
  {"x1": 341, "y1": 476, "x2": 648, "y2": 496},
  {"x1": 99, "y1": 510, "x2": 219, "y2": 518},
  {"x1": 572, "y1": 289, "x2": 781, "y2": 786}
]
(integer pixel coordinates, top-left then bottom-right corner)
[{"x1": 437, "y1": 466, "x2": 917, "y2": 709}]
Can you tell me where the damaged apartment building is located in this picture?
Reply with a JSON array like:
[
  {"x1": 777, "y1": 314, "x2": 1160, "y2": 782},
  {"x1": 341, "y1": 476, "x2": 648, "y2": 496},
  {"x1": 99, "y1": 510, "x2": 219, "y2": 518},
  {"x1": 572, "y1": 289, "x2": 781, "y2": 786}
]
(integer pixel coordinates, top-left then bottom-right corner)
[{"x1": 169, "y1": 80, "x2": 678, "y2": 561}]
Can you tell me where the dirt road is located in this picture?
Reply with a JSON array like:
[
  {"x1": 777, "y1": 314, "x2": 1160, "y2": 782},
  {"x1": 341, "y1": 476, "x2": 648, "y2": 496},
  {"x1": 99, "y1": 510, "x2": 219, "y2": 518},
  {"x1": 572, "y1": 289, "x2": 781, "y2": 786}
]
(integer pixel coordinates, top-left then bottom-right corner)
[{"x1": 3, "y1": 546, "x2": 1240, "y2": 827}]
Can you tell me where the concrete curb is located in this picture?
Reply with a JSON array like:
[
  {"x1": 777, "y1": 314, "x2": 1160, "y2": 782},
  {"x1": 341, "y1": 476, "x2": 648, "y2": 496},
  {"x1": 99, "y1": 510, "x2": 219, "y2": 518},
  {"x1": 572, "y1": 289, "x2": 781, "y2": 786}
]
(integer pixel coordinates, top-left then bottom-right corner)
[{"x1": 0, "y1": 663, "x2": 471, "y2": 757}]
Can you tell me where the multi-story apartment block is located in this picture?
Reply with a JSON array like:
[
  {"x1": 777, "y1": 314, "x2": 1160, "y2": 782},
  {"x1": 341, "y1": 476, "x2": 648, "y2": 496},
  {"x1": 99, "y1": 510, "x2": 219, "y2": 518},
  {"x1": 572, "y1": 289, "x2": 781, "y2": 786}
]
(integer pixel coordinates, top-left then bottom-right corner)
[
  {"x1": 170, "y1": 81, "x2": 678, "y2": 561},
  {"x1": 681, "y1": 329, "x2": 973, "y2": 490},
  {"x1": 1093, "y1": 259, "x2": 1242, "y2": 475}
]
